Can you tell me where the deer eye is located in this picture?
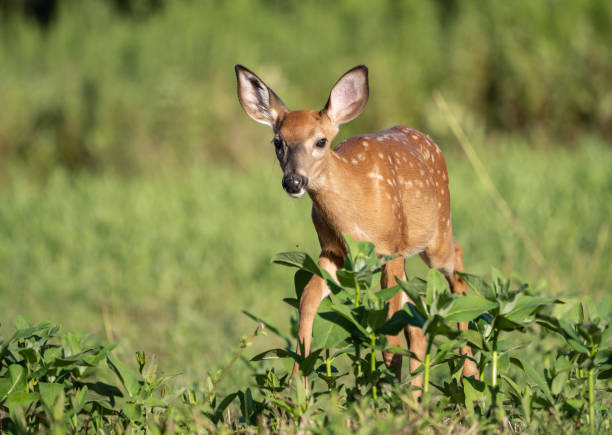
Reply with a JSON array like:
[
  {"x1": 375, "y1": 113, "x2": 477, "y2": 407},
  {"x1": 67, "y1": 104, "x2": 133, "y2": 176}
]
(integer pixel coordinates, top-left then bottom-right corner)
[
  {"x1": 272, "y1": 137, "x2": 284, "y2": 158},
  {"x1": 316, "y1": 138, "x2": 327, "y2": 148}
]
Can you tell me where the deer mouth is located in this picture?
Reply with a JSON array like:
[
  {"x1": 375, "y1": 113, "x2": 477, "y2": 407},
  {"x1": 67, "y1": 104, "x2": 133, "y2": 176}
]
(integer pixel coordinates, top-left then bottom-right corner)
[{"x1": 286, "y1": 188, "x2": 306, "y2": 199}]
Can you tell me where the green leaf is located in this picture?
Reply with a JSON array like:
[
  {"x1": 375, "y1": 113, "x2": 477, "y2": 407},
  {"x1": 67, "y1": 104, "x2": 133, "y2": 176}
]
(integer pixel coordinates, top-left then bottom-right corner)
[
  {"x1": 463, "y1": 377, "x2": 486, "y2": 409},
  {"x1": 458, "y1": 272, "x2": 495, "y2": 300},
  {"x1": 212, "y1": 392, "x2": 238, "y2": 424},
  {"x1": 312, "y1": 300, "x2": 351, "y2": 349},
  {"x1": 329, "y1": 304, "x2": 369, "y2": 337},
  {"x1": 290, "y1": 378, "x2": 307, "y2": 409},
  {"x1": 39, "y1": 382, "x2": 64, "y2": 409},
  {"x1": 444, "y1": 294, "x2": 498, "y2": 322},
  {"x1": 503, "y1": 296, "x2": 555, "y2": 322},
  {"x1": 250, "y1": 348, "x2": 300, "y2": 362},
  {"x1": 376, "y1": 285, "x2": 401, "y2": 303},
  {"x1": 294, "y1": 270, "x2": 312, "y2": 300},
  {"x1": 6, "y1": 391, "x2": 39, "y2": 416},
  {"x1": 366, "y1": 307, "x2": 389, "y2": 331},
  {"x1": 397, "y1": 277, "x2": 428, "y2": 317},
  {"x1": 107, "y1": 353, "x2": 141, "y2": 398},
  {"x1": 511, "y1": 357, "x2": 554, "y2": 405},
  {"x1": 460, "y1": 329, "x2": 486, "y2": 351},
  {"x1": 0, "y1": 365, "x2": 27, "y2": 401},
  {"x1": 272, "y1": 252, "x2": 322, "y2": 277},
  {"x1": 426, "y1": 269, "x2": 449, "y2": 306}
]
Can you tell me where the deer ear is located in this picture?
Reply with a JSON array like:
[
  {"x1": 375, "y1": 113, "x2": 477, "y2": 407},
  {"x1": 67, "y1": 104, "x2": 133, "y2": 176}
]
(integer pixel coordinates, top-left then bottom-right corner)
[
  {"x1": 322, "y1": 65, "x2": 369, "y2": 126},
  {"x1": 235, "y1": 65, "x2": 288, "y2": 127}
]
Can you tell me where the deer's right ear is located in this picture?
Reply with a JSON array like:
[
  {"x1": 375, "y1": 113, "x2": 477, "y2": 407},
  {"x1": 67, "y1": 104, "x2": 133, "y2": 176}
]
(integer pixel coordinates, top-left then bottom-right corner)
[{"x1": 235, "y1": 65, "x2": 287, "y2": 127}]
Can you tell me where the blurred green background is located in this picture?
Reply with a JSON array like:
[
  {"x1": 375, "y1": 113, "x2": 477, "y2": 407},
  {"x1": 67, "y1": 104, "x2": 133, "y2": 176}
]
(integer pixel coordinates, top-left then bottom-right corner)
[{"x1": 1, "y1": 0, "x2": 610, "y2": 389}]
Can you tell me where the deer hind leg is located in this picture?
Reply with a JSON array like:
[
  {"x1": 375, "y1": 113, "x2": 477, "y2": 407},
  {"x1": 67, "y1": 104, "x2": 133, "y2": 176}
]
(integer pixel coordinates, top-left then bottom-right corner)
[
  {"x1": 381, "y1": 256, "x2": 406, "y2": 380},
  {"x1": 420, "y1": 241, "x2": 479, "y2": 379},
  {"x1": 381, "y1": 256, "x2": 427, "y2": 400}
]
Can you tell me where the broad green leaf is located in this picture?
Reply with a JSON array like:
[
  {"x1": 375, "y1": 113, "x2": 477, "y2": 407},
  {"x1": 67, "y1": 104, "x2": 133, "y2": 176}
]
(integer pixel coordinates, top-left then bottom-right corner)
[
  {"x1": 366, "y1": 307, "x2": 389, "y2": 331},
  {"x1": 6, "y1": 391, "x2": 39, "y2": 416},
  {"x1": 39, "y1": 382, "x2": 64, "y2": 409},
  {"x1": 0, "y1": 365, "x2": 27, "y2": 401},
  {"x1": 107, "y1": 353, "x2": 140, "y2": 398},
  {"x1": 376, "y1": 285, "x2": 401, "y2": 303},
  {"x1": 300, "y1": 349, "x2": 323, "y2": 375},
  {"x1": 312, "y1": 301, "x2": 351, "y2": 349},
  {"x1": 397, "y1": 278, "x2": 428, "y2": 317},
  {"x1": 566, "y1": 338, "x2": 589, "y2": 355},
  {"x1": 377, "y1": 306, "x2": 424, "y2": 335},
  {"x1": 290, "y1": 377, "x2": 307, "y2": 409},
  {"x1": 251, "y1": 348, "x2": 300, "y2": 362},
  {"x1": 511, "y1": 357, "x2": 554, "y2": 405},
  {"x1": 426, "y1": 269, "x2": 449, "y2": 306},
  {"x1": 458, "y1": 272, "x2": 495, "y2": 300},
  {"x1": 551, "y1": 372, "x2": 568, "y2": 396},
  {"x1": 272, "y1": 252, "x2": 322, "y2": 277},
  {"x1": 294, "y1": 269, "x2": 312, "y2": 300},
  {"x1": 503, "y1": 296, "x2": 556, "y2": 322},
  {"x1": 460, "y1": 329, "x2": 486, "y2": 351},
  {"x1": 212, "y1": 392, "x2": 238, "y2": 424},
  {"x1": 329, "y1": 304, "x2": 369, "y2": 337},
  {"x1": 463, "y1": 377, "x2": 486, "y2": 409},
  {"x1": 444, "y1": 295, "x2": 498, "y2": 322},
  {"x1": 283, "y1": 298, "x2": 299, "y2": 309}
]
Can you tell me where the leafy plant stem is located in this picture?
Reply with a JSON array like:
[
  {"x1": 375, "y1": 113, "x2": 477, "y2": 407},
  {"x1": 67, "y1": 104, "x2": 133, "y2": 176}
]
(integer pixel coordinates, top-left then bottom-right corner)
[
  {"x1": 370, "y1": 332, "x2": 377, "y2": 400},
  {"x1": 423, "y1": 339, "x2": 433, "y2": 394},
  {"x1": 491, "y1": 331, "x2": 499, "y2": 388},
  {"x1": 202, "y1": 323, "x2": 263, "y2": 406},
  {"x1": 325, "y1": 349, "x2": 331, "y2": 378},
  {"x1": 588, "y1": 366, "x2": 594, "y2": 435}
]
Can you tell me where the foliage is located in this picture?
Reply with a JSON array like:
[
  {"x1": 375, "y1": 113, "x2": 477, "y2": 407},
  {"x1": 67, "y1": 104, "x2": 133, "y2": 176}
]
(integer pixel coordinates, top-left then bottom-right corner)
[
  {"x1": 0, "y1": 316, "x2": 171, "y2": 432},
  {"x1": 1, "y1": 239, "x2": 610, "y2": 432},
  {"x1": 0, "y1": 0, "x2": 611, "y2": 174},
  {"x1": 1, "y1": 140, "x2": 610, "y2": 393}
]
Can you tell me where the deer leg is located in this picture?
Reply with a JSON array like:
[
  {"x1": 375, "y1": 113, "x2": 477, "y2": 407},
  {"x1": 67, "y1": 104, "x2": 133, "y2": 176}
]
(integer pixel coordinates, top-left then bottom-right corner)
[
  {"x1": 420, "y1": 242, "x2": 479, "y2": 380},
  {"x1": 291, "y1": 253, "x2": 342, "y2": 385},
  {"x1": 381, "y1": 257, "x2": 406, "y2": 380},
  {"x1": 448, "y1": 242, "x2": 479, "y2": 378},
  {"x1": 406, "y1": 322, "x2": 427, "y2": 400}
]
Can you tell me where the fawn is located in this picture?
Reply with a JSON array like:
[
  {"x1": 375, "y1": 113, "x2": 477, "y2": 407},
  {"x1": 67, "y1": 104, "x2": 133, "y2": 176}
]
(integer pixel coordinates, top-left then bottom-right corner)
[{"x1": 235, "y1": 64, "x2": 478, "y2": 398}]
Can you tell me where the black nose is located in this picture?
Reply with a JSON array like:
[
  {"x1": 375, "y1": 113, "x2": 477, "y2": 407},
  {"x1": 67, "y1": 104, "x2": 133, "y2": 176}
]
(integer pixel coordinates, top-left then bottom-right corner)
[{"x1": 282, "y1": 174, "x2": 306, "y2": 194}]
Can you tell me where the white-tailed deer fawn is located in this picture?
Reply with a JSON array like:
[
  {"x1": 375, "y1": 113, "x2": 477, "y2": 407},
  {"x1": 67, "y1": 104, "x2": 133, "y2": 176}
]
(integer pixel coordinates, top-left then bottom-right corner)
[{"x1": 235, "y1": 64, "x2": 479, "y2": 398}]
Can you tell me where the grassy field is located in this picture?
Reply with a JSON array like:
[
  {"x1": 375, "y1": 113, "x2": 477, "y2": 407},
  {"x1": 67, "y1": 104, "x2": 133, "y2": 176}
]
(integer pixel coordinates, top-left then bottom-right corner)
[
  {"x1": 1, "y1": 2, "x2": 611, "y2": 430},
  {"x1": 1, "y1": 138, "x2": 610, "y2": 394}
]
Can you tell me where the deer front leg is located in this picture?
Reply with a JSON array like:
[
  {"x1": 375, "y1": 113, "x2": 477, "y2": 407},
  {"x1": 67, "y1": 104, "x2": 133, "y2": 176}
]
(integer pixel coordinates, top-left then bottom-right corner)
[
  {"x1": 291, "y1": 254, "x2": 342, "y2": 383},
  {"x1": 381, "y1": 257, "x2": 406, "y2": 380}
]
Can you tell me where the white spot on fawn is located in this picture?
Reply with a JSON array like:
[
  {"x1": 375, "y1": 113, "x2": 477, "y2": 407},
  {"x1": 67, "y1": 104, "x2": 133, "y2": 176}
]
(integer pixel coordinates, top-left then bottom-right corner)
[
  {"x1": 351, "y1": 158, "x2": 358, "y2": 165},
  {"x1": 378, "y1": 152, "x2": 384, "y2": 159}
]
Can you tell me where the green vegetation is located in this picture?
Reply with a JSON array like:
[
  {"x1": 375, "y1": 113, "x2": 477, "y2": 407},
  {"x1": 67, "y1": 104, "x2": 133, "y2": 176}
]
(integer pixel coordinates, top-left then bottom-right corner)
[
  {"x1": 1, "y1": 0, "x2": 611, "y2": 432},
  {"x1": 1, "y1": 243, "x2": 610, "y2": 432},
  {"x1": 1, "y1": 0, "x2": 611, "y2": 174}
]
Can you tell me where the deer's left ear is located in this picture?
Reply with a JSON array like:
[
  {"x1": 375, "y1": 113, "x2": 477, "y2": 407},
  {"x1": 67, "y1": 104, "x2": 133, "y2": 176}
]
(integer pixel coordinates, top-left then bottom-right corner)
[
  {"x1": 235, "y1": 64, "x2": 288, "y2": 127},
  {"x1": 322, "y1": 65, "x2": 369, "y2": 126}
]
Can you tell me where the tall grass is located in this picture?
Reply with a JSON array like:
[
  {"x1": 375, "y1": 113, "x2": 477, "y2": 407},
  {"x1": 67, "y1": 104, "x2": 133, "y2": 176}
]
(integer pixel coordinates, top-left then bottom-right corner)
[
  {"x1": 1, "y1": 140, "x2": 610, "y2": 390},
  {"x1": 0, "y1": 0, "x2": 610, "y2": 174}
]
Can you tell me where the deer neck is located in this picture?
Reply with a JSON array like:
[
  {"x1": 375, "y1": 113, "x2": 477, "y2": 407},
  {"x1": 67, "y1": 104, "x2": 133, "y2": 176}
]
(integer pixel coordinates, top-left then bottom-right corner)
[{"x1": 307, "y1": 150, "x2": 360, "y2": 231}]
